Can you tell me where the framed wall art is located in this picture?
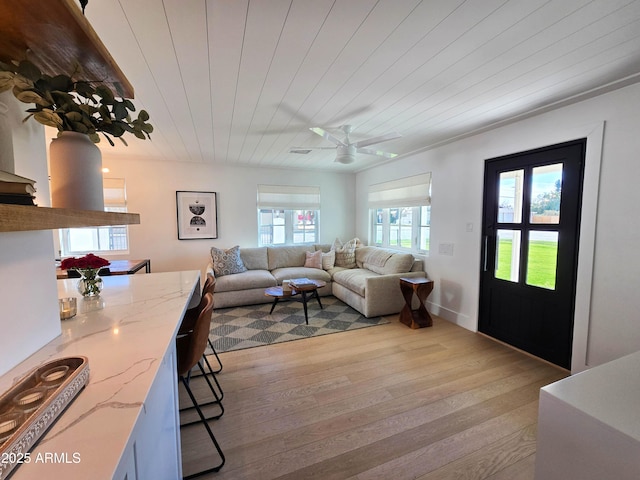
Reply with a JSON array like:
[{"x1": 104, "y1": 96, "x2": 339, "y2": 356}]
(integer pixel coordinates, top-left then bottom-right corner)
[{"x1": 176, "y1": 191, "x2": 218, "y2": 240}]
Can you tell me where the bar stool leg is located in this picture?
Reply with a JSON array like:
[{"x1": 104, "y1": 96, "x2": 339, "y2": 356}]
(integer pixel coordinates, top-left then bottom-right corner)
[
  {"x1": 180, "y1": 375, "x2": 225, "y2": 478},
  {"x1": 180, "y1": 362, "x2": 224, "y2": 425}
]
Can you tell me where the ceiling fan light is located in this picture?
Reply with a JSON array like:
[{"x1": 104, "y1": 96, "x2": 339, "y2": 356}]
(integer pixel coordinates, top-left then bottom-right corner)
[
  {"x1": 335, "y1": 143, "x2": 356, "y2": 163},
  {"x1": 335, "y1": 153, "x2": 355, "y2": 164}
]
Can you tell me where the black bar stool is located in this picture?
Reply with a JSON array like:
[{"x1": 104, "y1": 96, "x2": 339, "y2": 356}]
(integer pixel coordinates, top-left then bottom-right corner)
[
  {"x1": 176, "y1": 292, "x2": 225, "y2": 477},
  {"x1": 179, "y1": 274, "x2": 223, "y2": 374}
]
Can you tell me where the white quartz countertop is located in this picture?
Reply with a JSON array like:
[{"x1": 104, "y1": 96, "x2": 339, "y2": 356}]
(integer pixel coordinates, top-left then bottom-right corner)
[
  {"x1": 0, "y1": 270, "x2": 200, "y2": 479},
  {"x1": 540, "y1": 349, "x2": 640, "y2": 441}
]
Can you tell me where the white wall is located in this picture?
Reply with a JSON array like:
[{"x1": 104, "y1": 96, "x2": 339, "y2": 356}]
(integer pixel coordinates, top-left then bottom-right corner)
[
  {"x1": 0, "y1": 93, "x2": 59, "y2": 376},
  {"x1": 356, "y1": 81, "x2": 640, "y2": 372},
  {"x1": 97, "y1": 156, "x2": 356, "y2": 274}
]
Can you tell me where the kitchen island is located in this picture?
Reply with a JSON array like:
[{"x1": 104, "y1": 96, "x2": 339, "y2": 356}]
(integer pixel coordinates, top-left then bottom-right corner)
[
  {"x1": 535, "y1": 350, "x2": 640, "y2": 479},
  {"x1": 0, "y1": 270, "x2": 200, "y2": 479}
]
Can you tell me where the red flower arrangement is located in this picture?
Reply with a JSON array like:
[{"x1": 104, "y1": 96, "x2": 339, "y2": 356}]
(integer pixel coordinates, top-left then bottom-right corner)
[{"x1": 60, "y1": 253, "x2": 110, "y2": 271}]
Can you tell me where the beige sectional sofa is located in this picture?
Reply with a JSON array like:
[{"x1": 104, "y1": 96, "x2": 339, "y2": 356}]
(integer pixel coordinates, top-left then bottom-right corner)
[{"x1": 207, "y1": 243, "x2": 426, "y2": 317}]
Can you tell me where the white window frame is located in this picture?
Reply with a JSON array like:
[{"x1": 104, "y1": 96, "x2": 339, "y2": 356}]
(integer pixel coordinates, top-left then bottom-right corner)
[
  {"x1": 369, "y1": 173, "x2": 431, "y2": 253},
  {"x1": 59, "y1": 178, "x2": 129, "y2": 256},
  {"x1": 258, "y1": 209, "x2": 319, "y2": 245},
  {"x1": 257, "y1": 185, "x2": 320, "y2": 246}
]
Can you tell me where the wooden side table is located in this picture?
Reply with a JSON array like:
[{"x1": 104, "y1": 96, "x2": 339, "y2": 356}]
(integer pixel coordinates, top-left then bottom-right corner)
[
  {"x1": 399, "y1": 277, "x2": 434, "y2": 329},
  {"x1": 56, "y1": 259, "x2": 151, "y2": 279}
]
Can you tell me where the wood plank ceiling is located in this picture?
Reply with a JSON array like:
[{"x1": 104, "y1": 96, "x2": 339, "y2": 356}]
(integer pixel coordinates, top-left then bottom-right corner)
[{"x1": 75, "y1": 0, "x2": 640, "y2": 171}]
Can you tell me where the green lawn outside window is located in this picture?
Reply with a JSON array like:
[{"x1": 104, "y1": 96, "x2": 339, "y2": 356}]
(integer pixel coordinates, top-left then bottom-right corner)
[{"x1": 495, "y1": 239, "x2": 558, "y2": 289}]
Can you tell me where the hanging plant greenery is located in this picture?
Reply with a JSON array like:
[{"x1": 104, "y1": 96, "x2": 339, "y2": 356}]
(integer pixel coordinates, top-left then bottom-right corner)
[{"x1": 0, "y1": 59, "x2": 153, "y2": 146}]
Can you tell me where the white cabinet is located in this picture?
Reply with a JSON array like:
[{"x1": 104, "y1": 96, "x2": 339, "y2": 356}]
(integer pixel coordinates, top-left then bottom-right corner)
[
  {"x1": 134, "y1": 346, "x2": 182, "y2": 479},
  {"x1": 535, "y1": 351, "x2": 640, "y2": 479},
  {"x1": 113, "y1": 345, "x2": 182, "y2": 480}
]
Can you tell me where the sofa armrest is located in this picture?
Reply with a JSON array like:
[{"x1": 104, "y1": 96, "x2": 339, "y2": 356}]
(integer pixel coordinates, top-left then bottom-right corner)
[
  {"x1": 206, "y1": 261, "x2": 216, "y2": 278},
  {"x1": 364, "y1": 271, "x2": 425, "y2": 297},
  {"x1": 411, "y1": 258, "x2": 424, "y2": 272}
]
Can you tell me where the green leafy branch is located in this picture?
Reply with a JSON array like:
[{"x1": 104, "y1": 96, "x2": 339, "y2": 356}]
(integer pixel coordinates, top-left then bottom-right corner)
[{"x1": 0, "y1": 59, "x2": 153, "y2": 146}]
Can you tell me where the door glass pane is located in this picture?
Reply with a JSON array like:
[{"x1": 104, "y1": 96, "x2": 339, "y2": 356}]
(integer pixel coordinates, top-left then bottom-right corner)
[
  {"x1": 495, "y1": 229, "x2": 521, "y2": 282},
  {"x1": 526, "y1": 231, "x2": 558, "y2": 290},
  {"x1": 530, "y1": 163, "x2": 562, "y2": 224},
  {"x1": 498, "y1": 170, "x2": 524, "y2": 223}
]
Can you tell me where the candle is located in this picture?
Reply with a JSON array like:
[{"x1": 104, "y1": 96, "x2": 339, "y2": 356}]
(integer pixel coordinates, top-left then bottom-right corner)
[
  {"x1": 17, "y1": 391, "x2": 43, "y2": 405},
  {"x1": 59, "y1": 297, "x2": 77, "y2": 319},
  {"x1": 0, "y1": 412, "x2": 22, "y2": 444},
  {"x1": 0, "y1": 417, "x2": 18, "y2": 434},
  {"x1": 40, "y1": 365, "x2": 69, "y2": 384},
  {"x1": 13, "y1": 387, "x2": 46, "y2": 412},
  {"x1": 44, "y1": 371, "x2": 63, "y2": 382}
]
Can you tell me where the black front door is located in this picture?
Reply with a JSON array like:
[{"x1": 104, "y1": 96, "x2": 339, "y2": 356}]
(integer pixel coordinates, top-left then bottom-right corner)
[{"x1": 479, "y1": 139, "x2": 586, "y2": 369}]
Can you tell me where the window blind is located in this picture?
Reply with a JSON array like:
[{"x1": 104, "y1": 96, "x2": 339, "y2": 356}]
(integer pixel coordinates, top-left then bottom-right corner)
[
  {"x1": 257, "y1": 184, "x2": 320, "y2": 209},
  {"x1": 368, "y1": 173, "x2": 431, "y2": 208},
  {"x1": 103, "y1": 178, "x2": 127, "y2": 208}
]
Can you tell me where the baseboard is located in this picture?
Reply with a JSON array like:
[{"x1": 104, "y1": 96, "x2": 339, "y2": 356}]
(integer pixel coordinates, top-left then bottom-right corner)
[{"x1": 428, "y1": 302, "x2": 474, "y2": 331}]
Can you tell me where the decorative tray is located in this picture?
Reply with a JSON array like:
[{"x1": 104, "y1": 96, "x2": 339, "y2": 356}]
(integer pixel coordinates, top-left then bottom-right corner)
[{"x1": 0, "y1": 356, "x2": 89, "y2": 478}]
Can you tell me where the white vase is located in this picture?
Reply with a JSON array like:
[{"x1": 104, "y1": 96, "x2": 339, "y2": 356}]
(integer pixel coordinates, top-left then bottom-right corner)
[{"x1": 49, "y1": 131, "x2": 104, "y2": 211}]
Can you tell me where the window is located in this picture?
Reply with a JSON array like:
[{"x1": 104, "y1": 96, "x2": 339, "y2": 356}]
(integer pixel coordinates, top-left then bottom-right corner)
[
  {"x1": 369, "y1": 173, "x2": 431, "y2": 253},
  {"x1": 257, "y1": 185, "x2": 320, "y2": 246},
  {"x1": 59, "y1": 178, "x2": 129, "y2": 256}
]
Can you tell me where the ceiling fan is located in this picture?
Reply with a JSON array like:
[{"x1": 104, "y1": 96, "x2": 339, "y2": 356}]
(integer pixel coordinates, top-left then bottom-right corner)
[{"x1": 290, "y1": 125, "x2": 401, "y2": 164}]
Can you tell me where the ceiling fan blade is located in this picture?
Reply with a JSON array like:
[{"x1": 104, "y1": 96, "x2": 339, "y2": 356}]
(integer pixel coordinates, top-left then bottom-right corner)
[
  {"x1": 356, "y1": 147, "x2": 398, "y2": 158},
  {"x1": 289, "y1": 146, "x2": 336, "y2": 154},
  {"x1": 354, "y1": 131, "x2": 402, "y2": 148},
  {"x1": 329, "y1": 105, "x2": 374, "y2": 126},
  {"x1": 310, "y1": 127, "x2": 346, "y2": 146}
]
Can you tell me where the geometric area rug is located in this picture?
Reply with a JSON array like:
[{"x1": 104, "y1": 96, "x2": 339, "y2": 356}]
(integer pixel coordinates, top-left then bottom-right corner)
[{"x1": 207, "y1": 296, "x2": 389, "y2": 353}]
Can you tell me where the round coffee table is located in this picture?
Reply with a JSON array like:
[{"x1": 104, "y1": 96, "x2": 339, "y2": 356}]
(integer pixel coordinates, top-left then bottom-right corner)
[{"x1": 264, "y1": 279, "x2": 326, "y2": 325}]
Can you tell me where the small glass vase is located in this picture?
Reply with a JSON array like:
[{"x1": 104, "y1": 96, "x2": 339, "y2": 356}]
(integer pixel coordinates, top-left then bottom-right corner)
[{"x1": 76, "y1": 268, "x2": 103, "y2": 297}]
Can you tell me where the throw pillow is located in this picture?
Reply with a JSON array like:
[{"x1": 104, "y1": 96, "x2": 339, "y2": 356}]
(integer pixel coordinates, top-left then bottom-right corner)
[
  {"x1": 304, "y1": 250, "x2": 323, "y2": 269},
  {"x1": 333, "y1": 237, "x2": 359, "y2": 268},
  {"x1": 322, "y1": 250, "x2": 335, "y2": 270},
  {"x1": 210, "y1": 245, "x2": 247, "y2": 277},
  {"x1": 332, "y1": 237, "x2": 363, "y2": 250}
]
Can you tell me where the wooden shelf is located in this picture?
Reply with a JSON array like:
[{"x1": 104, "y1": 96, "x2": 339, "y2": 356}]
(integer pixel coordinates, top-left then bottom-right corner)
[
  {"x1": 0, "y1": 204, "x2": 140, "y2": 232},
  {"x1": 0, "y1": 0, "x2": 133, "y2": 97}
]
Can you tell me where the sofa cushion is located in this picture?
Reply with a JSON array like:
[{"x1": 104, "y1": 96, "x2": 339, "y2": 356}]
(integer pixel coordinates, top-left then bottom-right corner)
[
  {"x1": 355, "y1": 246, "x2": 372, "y2": 267},
  {"x1": 355, "y1": 246, "x2": 416, "y2": 274},
  {"x1": 210, "y1": 245, "x2": 247, "y2": 276},
  {"x1": 304, "y1": 250, "x2": 323, "y2": 269},
  {"x1": 271, "y1": 267, "x2": 331, "y2": 284},
  {"x1": 314, "y1": 244, "x2": 332, "y2": 253},
  {"x1": 214, "y1": 269, "x2": 276, "y2": 293},
  {"x1": 322, "y1": 250, "x2": 335, "y2": 270},
  {"x1": 267, "y1": 245, "x2": 310, "y2": 270},
  {"x1": 240, "y1": 247, "x2": 268, "y2": 270},
  {"x1": 332, "y1": 237, "x2": 359, "y2": 268},
  {"x1": 356, "y1": 246, "x2": 390, "y2": 268},
  {"x1": 377, "y1": 252, "x2": 414, "y2": 274},
  {"x1": 332, "y1": 268, "x2": 379, "y2": 297}
]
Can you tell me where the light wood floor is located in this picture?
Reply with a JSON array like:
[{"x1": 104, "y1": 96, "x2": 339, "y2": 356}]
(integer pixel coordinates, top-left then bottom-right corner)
[{"x1": 180, "y1": 314, "x2": 567, "y2": 479}]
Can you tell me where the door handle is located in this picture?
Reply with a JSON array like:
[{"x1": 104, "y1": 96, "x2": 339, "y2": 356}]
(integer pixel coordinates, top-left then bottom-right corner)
[{"x1": 483, "y1": 235, "x2": 488, "y2": 272}]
